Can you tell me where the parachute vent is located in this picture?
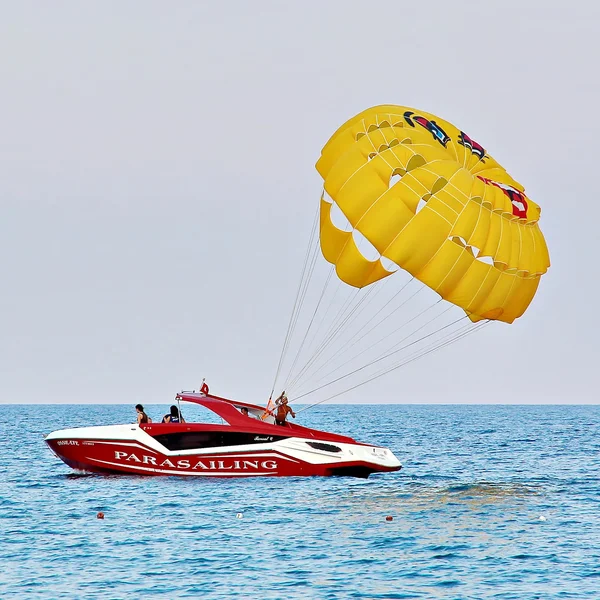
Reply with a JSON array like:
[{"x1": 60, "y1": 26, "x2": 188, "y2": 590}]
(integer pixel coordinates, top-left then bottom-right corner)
[
  {"x1": 389, "y1": 172, "x2": 403, "y2": 188},
  {"x1": 329, "y1": 201, "x2": 353, "y2": 232},
  {"x1": 415, "y1": 198, "x2": 428, "y2": 214},
  {"x1": 352, "y1": 228, "x2": 380, "y2": 262}
]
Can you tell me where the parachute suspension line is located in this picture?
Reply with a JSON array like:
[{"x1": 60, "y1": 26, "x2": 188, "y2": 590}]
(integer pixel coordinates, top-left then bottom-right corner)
[
  {"x1": 289, "y1": 269, "x2": 405, "y2": 394},
  {"x1": 314, "y1": 286, "x2": 363, "y2": 354},
  {"x1": 280, "y1": 264, "x2": 335, "y2": 392},
  {"x1": 269, "y1": 206, "x2": 319, "y2": 397},
  {"x1": 307, "y1": 279, "x2": 423, "y2": 383},
  {"x1": 311, "y1": 274, "x2": 393, "y2": 355},
  {"x1": 284, "y1": 226, "x2": 321, "y2": 357},
  {"x1": 293, "y1": 314, "x2": 468, "y2": 401},
  {"x1": 276, "y1": 225, "x2": 322, "y2": 393},
  {"x1": 373, "y1": 301, "x2": 451, "y2": 361},
  {"x1": 350, "y1": 318, "x2": 490, "y2": 392},
  {"x1": 305, "y1": 319, "x2": 489, "y2": 412},
  {"x1": 286, "y1": 282, "x2": 382, "y2": 393},
  {"x1": 285, "y1": 286, "x2": 362, "y2": 391},
  {"x1": 287, "y1": 278, "x2": 392, "y2": 391},
  {"x1": 338, "y1": 276, "x2": 415, "y2": 354},
  {"x1": 369, "y1": 319, "x2": 480, "y2": 380},
  {"x1": 288, "y1": 287, "x2": 373, "y2": 389},
  {"x1": 291, "y1": 276, "x2": 417, "y2": 392},
  {"x1": 288, "y1": 274, "x2": 399, "y2": 394},
  {"x1": 305, "y1": 295, "x2": 446, "y2": 392},
  {"x1": 296, "y1": 320, "x2": 491, "y2": 413},
  {"x1": 284, "y1": 274, "x2": 345, "y2": 389}
]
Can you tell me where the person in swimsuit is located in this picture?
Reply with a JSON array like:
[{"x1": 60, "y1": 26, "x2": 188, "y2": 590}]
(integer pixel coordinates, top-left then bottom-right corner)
[
  {"x1": 162, "y1": 405, "x2": 185, "y2": 424},
  {"x1": 135, "y1": 404, "x2": 151, "y2": 425},
  {"x1": 161, "y1": 405, "x2": 184, "y2": 423},
  {"x1": 275, "y1": 397, "x2": 295, "y2": 426}
]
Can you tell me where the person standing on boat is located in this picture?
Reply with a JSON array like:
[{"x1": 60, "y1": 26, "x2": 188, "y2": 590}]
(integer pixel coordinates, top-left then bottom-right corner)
[
  {"x1": 275, "y1": 397, "x2": 295, "y2": 426},
  {"x1": 162, "y1": 405, "x2": 185, "y2": 424},
  {"x1": 135, "y1": 404, "x2": 152, "y2": 425}
]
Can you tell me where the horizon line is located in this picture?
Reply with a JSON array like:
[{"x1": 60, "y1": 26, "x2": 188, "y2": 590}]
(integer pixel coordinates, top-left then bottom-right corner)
[{"x1": 1, "y1": 402, "x2": 598, "y2": 406}]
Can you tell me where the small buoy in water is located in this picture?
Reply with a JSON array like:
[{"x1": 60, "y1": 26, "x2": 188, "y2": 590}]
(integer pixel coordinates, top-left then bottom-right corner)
[
  {"x1": 97, "y1": 512, "x2": 105, "y2": 519},
  {"x1": 539, "y1": 515, "x2": 547, "y2": 521},
  {"x1": 385, "y1": 516, "x2": 393, "y2": 521},
  {"x1": 236, "y1": 513, "x2": 243, "y2": 519}
]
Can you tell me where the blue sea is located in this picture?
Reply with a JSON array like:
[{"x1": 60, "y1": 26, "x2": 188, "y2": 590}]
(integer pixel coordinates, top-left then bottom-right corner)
[{"x1": 1, "y1": 404, "x2": 599, "y2": 599}]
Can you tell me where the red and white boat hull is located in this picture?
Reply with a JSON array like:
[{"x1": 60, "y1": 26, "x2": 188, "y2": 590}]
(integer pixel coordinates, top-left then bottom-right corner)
[{"x1": 45, "y1": 424, "x2": 401, "y2": 478}]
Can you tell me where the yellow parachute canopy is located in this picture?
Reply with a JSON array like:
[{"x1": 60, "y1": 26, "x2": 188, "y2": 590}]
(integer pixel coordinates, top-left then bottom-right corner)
[{"x1": 316, "y1": 105, "x2": 550, "y2": 324}]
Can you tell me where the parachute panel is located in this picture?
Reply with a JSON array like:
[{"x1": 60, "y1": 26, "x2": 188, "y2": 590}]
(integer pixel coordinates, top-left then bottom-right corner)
[
  {"x1": 452, "y1": 200, "x2": 481, "y2": 244},
  {"x1": 448, "y1": 261, "x2": 502, "y2": 318},
  {"x1": 502, "y1": 275, "x2": 541, "y2": 322},
  {"x1": 474, "y1": 271, "x2": 519, "y2": 322},
  {"x1": 384, "y1": 208, "x2": 453, "y2": 275},
  {"x1": 495, "y1": 216, "x2": 514, "y2": 268},
  {"x1": 467, "y1": 204, "x2": 492, "y2": 253},
  {"x1": 354, "y1": 187, "x2": 415, "y2": 253},
  {"x1": 418, "y1": 239, "x2": 475, "y2": 298},
  {"x1": 481, "y1": 212, "x2": 503, "y2": 262}
]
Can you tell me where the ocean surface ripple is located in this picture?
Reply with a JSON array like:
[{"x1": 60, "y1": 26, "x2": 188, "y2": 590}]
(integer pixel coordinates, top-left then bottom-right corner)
[{"x1": 1, "y1": 404, "x2": 599, "y2": 599}]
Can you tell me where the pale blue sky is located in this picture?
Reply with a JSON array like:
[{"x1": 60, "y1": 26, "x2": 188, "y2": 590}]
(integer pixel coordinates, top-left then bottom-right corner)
[{"x1": 1, "y1": 1, "x2": 598, "y2": 404}]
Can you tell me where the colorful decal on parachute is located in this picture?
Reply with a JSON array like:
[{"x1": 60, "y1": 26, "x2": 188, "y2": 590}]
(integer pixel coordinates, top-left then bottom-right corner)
[
  {"x1": 403, "y1": 111, "x2": 450, "y2": 147},
  {"x1": 458, "y1": 131, "x2": 486, "y2": 161},
  {"x1": 477, "y1": 176, "x2": 528, "y2": 219}
]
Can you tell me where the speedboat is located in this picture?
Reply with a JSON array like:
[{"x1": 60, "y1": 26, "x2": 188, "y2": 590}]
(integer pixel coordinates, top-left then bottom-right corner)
[{"x1": 45, "y1": 392, "x2": 402, "y2": 478}]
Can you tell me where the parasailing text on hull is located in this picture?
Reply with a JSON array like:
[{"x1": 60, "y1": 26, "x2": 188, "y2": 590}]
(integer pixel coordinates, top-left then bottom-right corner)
[{"x1": 114, "y1": 451, "x2": 278, "y2": 471}]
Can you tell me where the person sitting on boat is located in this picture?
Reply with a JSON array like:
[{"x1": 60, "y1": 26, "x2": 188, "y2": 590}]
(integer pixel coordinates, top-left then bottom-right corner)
[
  {"x1": 200, "y1": 378, "x2": 209, "y2": 396},
  {"x1": 135, "y1": 404, "x2": 152, "y2": 425},
  {"x1": 240, "y1": 406, "x2": 258, "y2": 420},
  {"x1": 162, "y1": 405, "x2": 185, "y2": 424},
  {"x1": 275, "y1": 397, "x2": 295, "y2": 426}
]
